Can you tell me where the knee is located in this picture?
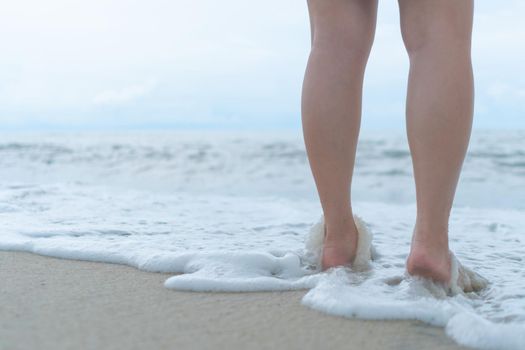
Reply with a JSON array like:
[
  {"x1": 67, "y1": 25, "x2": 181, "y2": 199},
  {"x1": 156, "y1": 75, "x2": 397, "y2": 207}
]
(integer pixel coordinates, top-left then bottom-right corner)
[
  {"x1": 308, "y1": 0, "x2": 377, "y2": 65},
  {"x1": 401, "y1": 25, "x2": 472, "y2": 60},
  {"x1": 399, "y1": 6, "x2": 473, "y2": 59}
]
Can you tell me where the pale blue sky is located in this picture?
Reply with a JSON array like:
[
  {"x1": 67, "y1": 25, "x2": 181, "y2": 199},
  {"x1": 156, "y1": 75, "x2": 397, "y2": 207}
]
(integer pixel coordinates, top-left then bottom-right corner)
[{"x1": 1, "y1": 0, "x2": 523, "y2": 130}]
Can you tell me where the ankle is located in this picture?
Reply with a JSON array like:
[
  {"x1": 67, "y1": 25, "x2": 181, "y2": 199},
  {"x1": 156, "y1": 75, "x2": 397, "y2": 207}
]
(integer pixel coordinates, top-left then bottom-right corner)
[
  {"x1": 415, "y1": 213, "x2": 449, "y2": 232},
  {"x1": 413, "y1": 219, "x2": 449, "y2": 247},
  {"x1": 324, "y1": 214, "x2": 357, "y2": 239},
  {"x1": 323, "y1": 206, "x2": 353, "y2": 220},
  {"x1": 324, "y1": 208, "x2": 353, "y2": 226}
]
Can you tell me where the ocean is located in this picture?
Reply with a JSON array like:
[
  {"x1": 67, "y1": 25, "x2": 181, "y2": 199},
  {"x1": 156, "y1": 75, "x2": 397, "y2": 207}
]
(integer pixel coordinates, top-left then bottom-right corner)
[{"x1": 1, "y1": 130, "x2": 524, "y2": 349}]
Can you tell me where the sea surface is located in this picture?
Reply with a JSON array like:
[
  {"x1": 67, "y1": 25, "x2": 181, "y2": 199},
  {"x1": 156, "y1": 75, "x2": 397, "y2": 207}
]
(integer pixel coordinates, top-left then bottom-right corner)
[{"x1": 1, "y1": 130, "x2": 524, "y2": 349}]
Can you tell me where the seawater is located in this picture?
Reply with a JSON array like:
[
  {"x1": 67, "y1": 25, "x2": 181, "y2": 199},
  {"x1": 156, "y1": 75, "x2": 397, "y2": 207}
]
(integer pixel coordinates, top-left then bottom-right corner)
[{"x1": 0, "y1": 130, "x2": 524, "y2": 349}]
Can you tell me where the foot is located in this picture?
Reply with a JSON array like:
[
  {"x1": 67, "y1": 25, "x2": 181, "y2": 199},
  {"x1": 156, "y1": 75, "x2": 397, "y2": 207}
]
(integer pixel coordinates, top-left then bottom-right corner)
[
  {"x1": 321, "y1": 215, "x2": 358, "y2": 270},
  {"x1": 406, "y1": 225, "x2": 488, "y2": 292},
  {"x1": 406, "y1": 227, "x2": 451, "y2": 285}
]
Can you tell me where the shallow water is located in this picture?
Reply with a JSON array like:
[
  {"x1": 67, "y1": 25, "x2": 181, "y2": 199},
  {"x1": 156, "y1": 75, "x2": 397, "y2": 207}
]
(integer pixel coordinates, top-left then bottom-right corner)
[{"x1": 1, "y1": 130, "x2": 524, "y2": 349}]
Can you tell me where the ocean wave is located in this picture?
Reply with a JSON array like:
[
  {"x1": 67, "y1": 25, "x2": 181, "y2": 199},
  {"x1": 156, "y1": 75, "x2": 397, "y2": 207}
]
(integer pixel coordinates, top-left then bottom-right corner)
[
  {"x1": 0, "y1": 131, "x2": 524, "y2": 208},
  {"x1": 1, "y1": 130, "x2": 525, "y2": 349}
]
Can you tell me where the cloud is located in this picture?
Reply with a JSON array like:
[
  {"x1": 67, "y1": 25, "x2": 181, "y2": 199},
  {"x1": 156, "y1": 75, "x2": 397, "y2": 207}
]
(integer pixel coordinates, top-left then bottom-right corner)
[
  {"x1": 93, "y1": 80, "x2": 157, "y2": 105},
  {"x1": 486, "y1": 83, "x2": 525, "y2": 99},
  {"x1": 0, "y1": 0, "x2": 523, "y2": 129}
]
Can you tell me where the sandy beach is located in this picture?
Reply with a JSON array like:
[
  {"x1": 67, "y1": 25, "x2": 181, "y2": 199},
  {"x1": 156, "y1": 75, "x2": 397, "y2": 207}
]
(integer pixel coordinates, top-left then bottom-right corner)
[{"x1": 0, "y1": 251, "x2": 470, "y2": 350}]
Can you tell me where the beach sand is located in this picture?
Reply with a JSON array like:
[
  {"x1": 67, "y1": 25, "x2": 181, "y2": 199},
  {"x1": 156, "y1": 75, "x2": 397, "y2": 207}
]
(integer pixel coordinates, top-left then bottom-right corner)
[{"x1": 0, "y1": 252, "x2": 469, "y2": 350}]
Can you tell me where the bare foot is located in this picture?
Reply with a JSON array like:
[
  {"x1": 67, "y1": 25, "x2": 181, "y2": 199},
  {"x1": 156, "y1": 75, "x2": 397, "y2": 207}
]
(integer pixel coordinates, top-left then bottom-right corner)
[
  {"x1": 406, "y1": 226, "x2": 488, "y2": 293},
  {"x1": 406, "y1": 229, "x2": 451, "y2": 285},
  {"x1": 321, "y1": 215, "x2": 358, "y2": 270}
]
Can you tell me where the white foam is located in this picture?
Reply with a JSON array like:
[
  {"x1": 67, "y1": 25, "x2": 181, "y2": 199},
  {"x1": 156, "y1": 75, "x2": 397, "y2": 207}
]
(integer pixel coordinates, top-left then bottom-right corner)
[
  {"x1": 302, "y1": 268, "x2": 525, "y2": 350},
  {"x1": 304, "y1": 214, "x2": 377, "y2": 270},
  {"x1": 2, "y1": 187, "x2": 525, "y2": 349},
  {"x1": 164, "y1": 252, "x2": 320, "y2": 292},
  {"x1": 449, "y1": 252, "x2": 489, "y2": 295},
  {"x1": 447, "y1": 313, "x2": 525, "y2": 350}
]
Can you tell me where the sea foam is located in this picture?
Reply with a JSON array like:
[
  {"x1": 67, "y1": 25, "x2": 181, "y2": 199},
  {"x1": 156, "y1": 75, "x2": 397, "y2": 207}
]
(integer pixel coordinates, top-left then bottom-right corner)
[{"x1": 1, "y1": 131, "x2": 524, "y2": 350}]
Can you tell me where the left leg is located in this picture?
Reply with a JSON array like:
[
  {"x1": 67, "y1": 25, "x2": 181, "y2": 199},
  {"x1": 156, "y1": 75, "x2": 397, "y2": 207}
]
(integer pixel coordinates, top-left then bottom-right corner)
[{"x1": 302, "y1": 0, "x2": 378, "y2": 269}]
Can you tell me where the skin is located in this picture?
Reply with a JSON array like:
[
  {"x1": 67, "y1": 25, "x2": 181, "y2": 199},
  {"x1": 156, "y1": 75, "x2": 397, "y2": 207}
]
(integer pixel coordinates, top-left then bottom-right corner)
[{"x1": 301, "y1": 0, "x2": 474, "y2": 285}]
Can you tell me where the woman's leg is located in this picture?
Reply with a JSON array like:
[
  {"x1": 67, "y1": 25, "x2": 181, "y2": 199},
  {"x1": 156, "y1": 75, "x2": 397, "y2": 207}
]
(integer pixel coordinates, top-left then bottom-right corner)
[
  {"x1": 398, "y1": 0, "x2": 474, "y2": 283},
  {"x1": 302, "y1": 0, "x2": 377, "y2": 269}
]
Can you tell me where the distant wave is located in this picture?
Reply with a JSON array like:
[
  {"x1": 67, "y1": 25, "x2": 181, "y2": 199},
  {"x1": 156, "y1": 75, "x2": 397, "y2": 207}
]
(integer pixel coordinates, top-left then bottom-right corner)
[{"x1": 0, "y1": 130, "x2": 523, "y2": 208}]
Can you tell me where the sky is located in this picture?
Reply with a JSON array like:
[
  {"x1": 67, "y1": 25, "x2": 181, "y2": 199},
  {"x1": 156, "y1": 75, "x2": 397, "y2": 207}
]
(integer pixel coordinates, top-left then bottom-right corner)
[{"x1": 0, "y1": 0, "x2": 523, "y2": 130}]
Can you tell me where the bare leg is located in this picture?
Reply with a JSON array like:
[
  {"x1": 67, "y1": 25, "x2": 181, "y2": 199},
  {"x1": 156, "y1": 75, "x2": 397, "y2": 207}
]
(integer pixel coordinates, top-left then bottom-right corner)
[
  {"x1": 398, "y1": 0, "x2": 474, "y2": 284},
  {"x1": 301, "y1": 0, "x2": 377, "y2": 269}
]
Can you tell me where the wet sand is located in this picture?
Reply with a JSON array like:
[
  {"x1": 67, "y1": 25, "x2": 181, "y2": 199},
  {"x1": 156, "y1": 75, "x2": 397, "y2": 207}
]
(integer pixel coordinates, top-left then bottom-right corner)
[{"x1": 0, "y1": 251, "x2": 469, "y2": 350}]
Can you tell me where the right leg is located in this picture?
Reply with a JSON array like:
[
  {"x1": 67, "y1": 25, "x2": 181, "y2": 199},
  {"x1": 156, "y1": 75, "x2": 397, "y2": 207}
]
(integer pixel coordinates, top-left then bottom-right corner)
[
  {"x1": 398, "y1": 0, "x2": 474, "y2": 285},
  {"x1": 301, "y1": 0, "x2": 377, "y2": 269}
]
